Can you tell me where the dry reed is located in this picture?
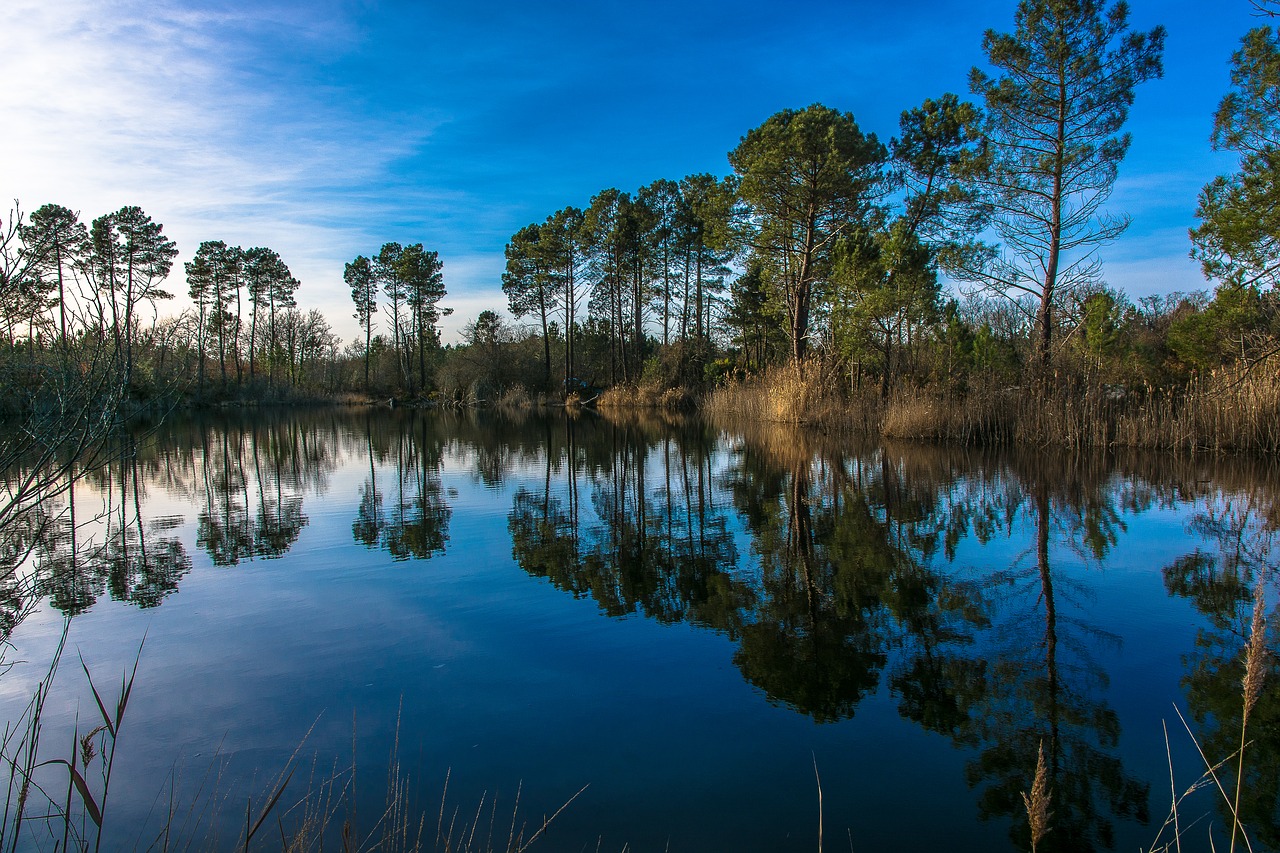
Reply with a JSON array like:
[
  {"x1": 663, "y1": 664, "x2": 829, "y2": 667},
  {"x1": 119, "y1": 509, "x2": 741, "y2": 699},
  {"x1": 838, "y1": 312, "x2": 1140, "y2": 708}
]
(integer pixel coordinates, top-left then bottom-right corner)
[
  {"x1": 1231, "y1": 583, "x2": 1268, "y2": 853},
  {"x1": 704, "y1": 362, "x2": 880, "y2": 430},
  {"x1": 1021, "y1": 741, "x2": 1053, "y2": 853},
  {"x1": 705, "y1": 355, "x2": 1280, "y2": 452},
  {"x1": 1148, "y1": 580, "x2": 1270, "y2": 853},
  {"x1": 494, "y1": 385, "x2": 532, "y2": 410},
  {"x1": 595, "y1": 383, "x2": 694, "y2": 410}
]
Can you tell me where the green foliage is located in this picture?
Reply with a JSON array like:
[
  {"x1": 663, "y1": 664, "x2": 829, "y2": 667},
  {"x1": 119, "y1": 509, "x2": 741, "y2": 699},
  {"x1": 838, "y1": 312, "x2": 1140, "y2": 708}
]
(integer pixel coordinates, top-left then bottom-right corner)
[
  {"x1": 830, "y1": 222, "x2": 940, "y2": 396},
  {"x1": 1167, "y1": 283, "x2": 1269, "y2": 371},
  {"x1": 963, "y1": 0, "x2": 1165, "y2": 372},
  {"x1": 1192, "y1": 27, "x2": 1280, "y2": 288},
  {"x1": 725, "y1": 258, "x2": 787, "y2": 371},
  {"x1": 972, "y1": 322, "x2": 1022, "y2": 380},
  {"x1": 730, "y1": 104, "x2": 889, "y2": 362},
  {"x1": 637, "y1": 338, "x2": 716, "y2": 390},
  {"x1": 1078, "y1": 291, "x2": 1125, "y2": 366},
  {"x1": 677, "y1": 173, "x2": 737, "y2": 342},
  {"x1": 19, "y1": 204, "x2": 87, "y2": 345},
  {"x1": 892, "y1": 94, "x2": 988, "y2": 258},
  {"x1": 927, "y1": 299, "x2": 978, "y2": 387}
]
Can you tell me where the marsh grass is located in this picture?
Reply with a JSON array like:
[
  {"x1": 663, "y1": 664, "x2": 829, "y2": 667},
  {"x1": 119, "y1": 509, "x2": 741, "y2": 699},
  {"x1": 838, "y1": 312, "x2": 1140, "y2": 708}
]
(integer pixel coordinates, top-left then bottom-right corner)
[
  {"x1": 0, "y1": 643, "x2": 585, "y2": 853},
  {"x1": 1146, "y1": 583, "x2": 1270, "y2": 853},
  {"x1": 1113, "y1": 363, "x2": 1280, "y2": 452},
  {"x1": 0, "y1": 624, "x2": 141, "y2": 853},
  {"x1": 595, "y1": 383, "x2": 695, "y2": 410},
  {"x1": 708, "y1": 355, "x2": 1280, "y2": 451},
  {"x1": 1021, "y1": 742, "x2": 1052, "y2": 853},
  {"x1": 705, "y1": 362, "x2": 881, "y2": 430},
  {"x1": 494, "y1": 385, "x2": 532, "y2": 410}
]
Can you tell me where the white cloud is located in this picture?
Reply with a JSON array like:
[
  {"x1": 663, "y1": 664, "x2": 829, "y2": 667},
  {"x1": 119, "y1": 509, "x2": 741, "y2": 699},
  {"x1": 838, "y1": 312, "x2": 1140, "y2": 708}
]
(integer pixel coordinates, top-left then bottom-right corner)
[{"x1": 0, "y1": 0, "x2": 447, "y2": 341}]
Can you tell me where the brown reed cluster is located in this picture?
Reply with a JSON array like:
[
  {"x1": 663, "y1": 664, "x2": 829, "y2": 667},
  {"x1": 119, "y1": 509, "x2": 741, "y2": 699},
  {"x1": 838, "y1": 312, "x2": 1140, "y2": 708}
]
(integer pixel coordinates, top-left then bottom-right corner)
[
  {"x1": 706, "y1": 355, "x2": 1280, "y2": 452},
  {"x1": 1022, "y1": 741, "x2": 1054, "y2": 853}
]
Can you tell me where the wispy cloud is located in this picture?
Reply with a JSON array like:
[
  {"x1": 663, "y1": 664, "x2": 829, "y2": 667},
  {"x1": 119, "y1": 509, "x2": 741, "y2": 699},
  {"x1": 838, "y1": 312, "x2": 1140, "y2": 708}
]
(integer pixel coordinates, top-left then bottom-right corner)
[{"x1": 0, "y1": 0, "x2": 444, "y2": 340}]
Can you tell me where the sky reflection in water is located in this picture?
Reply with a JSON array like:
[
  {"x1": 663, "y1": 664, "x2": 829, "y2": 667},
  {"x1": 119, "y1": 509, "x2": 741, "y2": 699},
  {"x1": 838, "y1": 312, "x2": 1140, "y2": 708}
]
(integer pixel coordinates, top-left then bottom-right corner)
[{"x1": 1, "y1": 408, "x2": 1277, "y2": 852}]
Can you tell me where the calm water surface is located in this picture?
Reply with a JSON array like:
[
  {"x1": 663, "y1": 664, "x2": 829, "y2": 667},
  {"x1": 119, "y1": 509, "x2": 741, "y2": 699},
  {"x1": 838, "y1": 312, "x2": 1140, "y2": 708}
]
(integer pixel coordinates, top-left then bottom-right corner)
[{"x1": 2, "y1": 408, "x2": 1278, "y2": 852}]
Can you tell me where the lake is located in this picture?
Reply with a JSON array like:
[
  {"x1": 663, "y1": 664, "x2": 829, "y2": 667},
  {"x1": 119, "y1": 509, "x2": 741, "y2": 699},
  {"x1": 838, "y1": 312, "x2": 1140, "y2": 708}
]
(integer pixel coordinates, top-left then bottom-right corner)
[{"x1": 0, "y1": 407, "x2": 1276, "y2": 852}]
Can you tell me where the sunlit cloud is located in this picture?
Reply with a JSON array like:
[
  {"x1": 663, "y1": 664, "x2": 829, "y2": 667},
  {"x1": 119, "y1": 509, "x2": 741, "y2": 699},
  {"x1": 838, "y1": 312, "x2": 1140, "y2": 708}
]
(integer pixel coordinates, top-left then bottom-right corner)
[{"x1": 0, "y1": 0, "x2": 442, "y2": 340}]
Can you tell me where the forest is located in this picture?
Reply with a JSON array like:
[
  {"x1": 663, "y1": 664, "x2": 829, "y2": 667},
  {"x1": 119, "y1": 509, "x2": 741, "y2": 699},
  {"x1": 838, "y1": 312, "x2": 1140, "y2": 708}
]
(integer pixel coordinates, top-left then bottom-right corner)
[{"x1": 2, "y1": 0, "x2": 1280, "y2": 451}]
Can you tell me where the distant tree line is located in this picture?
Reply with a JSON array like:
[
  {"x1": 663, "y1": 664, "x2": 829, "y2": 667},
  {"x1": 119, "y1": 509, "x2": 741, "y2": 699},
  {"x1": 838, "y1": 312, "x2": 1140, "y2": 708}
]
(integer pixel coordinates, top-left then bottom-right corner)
[
  {"x1": 1, "y1": 197, "x2": 466, "y2": 405},
  {"x1": 345, "y1": 242, "x2": 448, "y2": 396},
  {"x1": 6, "y1": 0, "x2": 1280, "y2": 428}
]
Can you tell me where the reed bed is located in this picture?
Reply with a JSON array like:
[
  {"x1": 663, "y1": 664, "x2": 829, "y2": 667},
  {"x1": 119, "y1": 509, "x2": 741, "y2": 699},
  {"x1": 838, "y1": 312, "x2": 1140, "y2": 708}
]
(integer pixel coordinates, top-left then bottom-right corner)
[
  {"x1": 0, "y1": 638, "x2": 584, "y2": 853},
  {"x1": 704, "y1": 362, "x2": 882, "y2": 431},
  {"x1": 1113, "y1": 363, "x2": 1280, "y2": 452},
  {"x1": 596, "y1": 383, "x2": 696, "y2": 410},
  {"x1": 494, "y1": 384, "x2": 533, "y2": 410},
  {"x1": 707, "y1": 356, "x2": 1280, "y2": 453}
]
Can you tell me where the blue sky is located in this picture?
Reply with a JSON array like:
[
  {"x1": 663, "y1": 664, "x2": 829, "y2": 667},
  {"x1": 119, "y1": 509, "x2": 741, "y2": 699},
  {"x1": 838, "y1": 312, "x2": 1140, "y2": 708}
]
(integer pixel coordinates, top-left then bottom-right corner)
[{"x1": 0, "y1": 0, "x2": 1262, "y2": 342}]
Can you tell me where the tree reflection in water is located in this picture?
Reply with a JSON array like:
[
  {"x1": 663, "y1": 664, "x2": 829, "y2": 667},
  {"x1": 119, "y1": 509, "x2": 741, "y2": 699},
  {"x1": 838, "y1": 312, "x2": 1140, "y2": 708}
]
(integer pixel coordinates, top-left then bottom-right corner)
[
  {"x1": 1160, "y1": 477, "x2": 1280, "y2": 850},
  {"x1": 31, "y1": 435, "x2": 192, "y2": 617},
  {"x1": 957, "y1": 464, "x2": 1148, "y2": 852},
  {"x1": 504, "y1": 413, "x2": 1156, "y2": 850},
  {"x1": 5, "y1": 408, "x2": 1278, "y2": 849},
  {"x1": 353, "y1": 411, "x2": 451, "y2": 561},
  {"x1": 6, "y1": 411, "x2": 345, "y2": 626},
  {"x1": 508, "y1": 412, "x2": 745, "y2": 626}
]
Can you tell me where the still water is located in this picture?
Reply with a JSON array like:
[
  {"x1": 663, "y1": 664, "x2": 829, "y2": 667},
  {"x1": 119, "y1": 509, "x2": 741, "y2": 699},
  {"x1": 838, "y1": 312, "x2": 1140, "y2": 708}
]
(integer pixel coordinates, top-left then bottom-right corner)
[{"x1": 1, "y1": 408, "x2": 1277, "y2": 852}]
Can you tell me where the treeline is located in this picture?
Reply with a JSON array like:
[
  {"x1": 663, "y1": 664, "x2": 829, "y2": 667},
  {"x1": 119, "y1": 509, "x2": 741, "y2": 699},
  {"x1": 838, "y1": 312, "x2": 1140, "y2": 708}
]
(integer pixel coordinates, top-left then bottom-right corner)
[
  {"x1": 0, "y1": 203, "x2": 179, "y2": 397},
  {"x1": 476, "y1": 0, "x2": 1169, "y2": 400},
  {"x1": 0, "y1": 199, "x2": 501, "y2": 404},
  {"x1": 7, "y1": 0, "x2": 1280, "y2": 450},
  {"x1": 0, "y1": 202, "x2": 352, "y2": 403},
  {"x1": 445, "y1": 0, "x2": 1280, "y2": 451}
]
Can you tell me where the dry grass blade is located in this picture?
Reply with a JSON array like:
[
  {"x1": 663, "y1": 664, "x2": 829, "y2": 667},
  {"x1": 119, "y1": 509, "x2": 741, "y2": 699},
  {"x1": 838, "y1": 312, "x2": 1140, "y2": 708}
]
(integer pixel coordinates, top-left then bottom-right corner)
[
  {"x1": 40, "y1": 758, "x2": 101, "y2": 827},
  {"x1": 1, "y1": 619, "x2": 69, "y2": 853},
  {"x1": 243, "y1": 765, "x2": 295, "y2": 852},
  {"x1": 1165, "y1": 720, "x2": 1181, "y2": 853},
  {"x1": 79, "y1": 660, "x2": 116, "y2": 739},
  {"x1": 1021, "y1": 741, "x2": 1052, "y2": 853},
  {"x1": 1171, "y1": 704, "x2": 1255, "y2": 853},
  {"x1": 516, "y1": 784, "x2": 588, "y2": 853},
  {"x1": 813, "y1": 754, "x2": 823, "y2": 853},
  {"x1": 1242, "y1": 584, "x2": 1268, "y2": 724},
  {"x1": 1230, "y1": 583, "x2": 1268, "y2": 853}
]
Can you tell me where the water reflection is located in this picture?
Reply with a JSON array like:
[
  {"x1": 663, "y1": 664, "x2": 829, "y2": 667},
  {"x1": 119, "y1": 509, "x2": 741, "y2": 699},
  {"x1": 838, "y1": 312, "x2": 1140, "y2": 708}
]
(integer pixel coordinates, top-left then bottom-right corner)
[
  {"x1": 500, "y1": 417, "x2": 1162, "y2": 849},
  {"x1": 3, "y1": 409, "x2": 1279, "y2": 849},
  {"x1": 186, "y1": 419, "x2": 324, "y2": 565},
  {"x1": 31, "y1": 438, "x2": 192, "y2": 616},
  {"x1": 6, "y1": 412, "x2": 346, "y2": 623},
  {"x1": 1161, "y1": 484, "x2": 1280, "y2": 849},
  {"x1": 508, "y1": 415, "x2": 742, "y2": 631},
  {"x1": 353, "y1": 412, "x2": 451, "y2": 560},
  {"x1": 961, "y1": 473, "x2": 1146, "y2": 852}
]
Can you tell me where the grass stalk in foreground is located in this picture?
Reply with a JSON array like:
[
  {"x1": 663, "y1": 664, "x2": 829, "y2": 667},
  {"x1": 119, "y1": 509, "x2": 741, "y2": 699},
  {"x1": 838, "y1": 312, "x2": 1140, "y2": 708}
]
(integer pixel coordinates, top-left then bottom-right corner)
[
  {"x1": 1147, "y1": 582, "x2": 1269, "y2": 853},
  {"x1": 1021, "y1": 741, "x2": 1052, "y2": 853}
]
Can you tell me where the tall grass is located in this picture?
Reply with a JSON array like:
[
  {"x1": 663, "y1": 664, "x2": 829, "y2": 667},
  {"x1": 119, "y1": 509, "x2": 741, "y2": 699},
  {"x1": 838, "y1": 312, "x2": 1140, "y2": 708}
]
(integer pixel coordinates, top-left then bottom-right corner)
[
  {"x1": 704, "y1": 361, "x2": 882, "y2": 430},
  {"x1": 1113, "y1": 364, "x2": 1280, "y2": 452},
  {"x1": 596, "y1": 383, "x2": 695, "y2": 410},
  {"x1": 1022, "y1": 742, "x2": 1052, "y2": 853},
  {"x1": 0, "y1": 642, "x2": 584, "y2": 853},
  {"x1": 1144, "y1": 583, "x2": 1269, "y2": 853},
  {"x1": 708, "y1": 356, "x2": 1280, "y2": 452}
]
